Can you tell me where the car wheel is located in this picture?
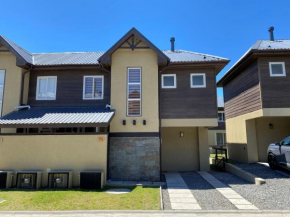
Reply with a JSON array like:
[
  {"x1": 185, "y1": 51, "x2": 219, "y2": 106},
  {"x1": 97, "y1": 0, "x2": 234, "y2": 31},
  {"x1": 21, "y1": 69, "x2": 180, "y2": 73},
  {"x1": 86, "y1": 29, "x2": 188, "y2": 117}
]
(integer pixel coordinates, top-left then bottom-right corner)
[{"x1": 268, "y1": 153, "x2": 278, "y2": 170}]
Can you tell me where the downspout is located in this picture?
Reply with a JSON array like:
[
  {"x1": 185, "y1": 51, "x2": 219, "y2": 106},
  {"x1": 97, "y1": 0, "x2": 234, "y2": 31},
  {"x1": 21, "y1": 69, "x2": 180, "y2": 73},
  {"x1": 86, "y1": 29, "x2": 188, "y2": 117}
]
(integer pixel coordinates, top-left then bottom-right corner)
[{"x1": 20, "y1": 65, "x2": 33, "y2": 105}]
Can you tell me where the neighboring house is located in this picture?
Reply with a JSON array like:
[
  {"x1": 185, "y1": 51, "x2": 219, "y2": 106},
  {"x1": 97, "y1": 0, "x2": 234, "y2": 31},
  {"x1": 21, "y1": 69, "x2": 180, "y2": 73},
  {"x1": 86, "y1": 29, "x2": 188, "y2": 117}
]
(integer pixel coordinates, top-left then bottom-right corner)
[
  {"x1": 208, "y1": 97, "x2": 226, "y2": 147},
  {"x1": 0, "y1": 28, "x2": 229, "y2": 188},
  {"x1": 218, "y1": 27, "x2": 290, "y2": 163}
]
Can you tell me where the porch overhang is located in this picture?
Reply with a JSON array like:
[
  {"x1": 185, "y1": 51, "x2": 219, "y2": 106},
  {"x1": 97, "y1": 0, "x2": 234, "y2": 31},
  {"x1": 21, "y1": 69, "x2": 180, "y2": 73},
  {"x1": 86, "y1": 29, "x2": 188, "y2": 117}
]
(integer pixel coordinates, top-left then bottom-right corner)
[{"x1": 0, "y1": 106, "x2": 115, "y2": 128}]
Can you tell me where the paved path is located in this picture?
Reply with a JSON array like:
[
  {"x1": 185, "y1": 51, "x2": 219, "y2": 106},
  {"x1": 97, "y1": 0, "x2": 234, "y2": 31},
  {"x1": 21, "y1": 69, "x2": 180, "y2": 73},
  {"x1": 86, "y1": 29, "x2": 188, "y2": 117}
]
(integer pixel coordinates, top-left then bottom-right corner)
[
  {"x1": 165, "y1": 172, "x2": 201, "y2": 210},
  {"x1": 198, "y1": 171, "x2": 258, "y2": 210},
  {"x1": 0, "y1": 211, "x2": 290, "y2": 217}
]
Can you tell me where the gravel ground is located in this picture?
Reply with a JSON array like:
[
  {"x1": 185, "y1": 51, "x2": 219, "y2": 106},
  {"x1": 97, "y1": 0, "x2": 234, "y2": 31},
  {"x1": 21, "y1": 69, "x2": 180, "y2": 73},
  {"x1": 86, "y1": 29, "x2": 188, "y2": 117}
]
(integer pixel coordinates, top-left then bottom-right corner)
[
  {"x1": 161, "y1": 186, "x2": 172, "y2": 210},
  {"x1": 181, "y1": 172, "x2": 236, "y2": 210},
  {"x1": 210, "y1": 164, "x2": 290, "y2": 210}
]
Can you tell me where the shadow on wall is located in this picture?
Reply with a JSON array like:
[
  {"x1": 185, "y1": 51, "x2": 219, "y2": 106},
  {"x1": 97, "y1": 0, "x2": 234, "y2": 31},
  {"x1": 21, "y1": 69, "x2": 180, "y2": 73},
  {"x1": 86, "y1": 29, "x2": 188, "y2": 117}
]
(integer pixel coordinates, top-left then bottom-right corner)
[{"x1": 227, "y1": 143, "x2": 248, "y2": 163}]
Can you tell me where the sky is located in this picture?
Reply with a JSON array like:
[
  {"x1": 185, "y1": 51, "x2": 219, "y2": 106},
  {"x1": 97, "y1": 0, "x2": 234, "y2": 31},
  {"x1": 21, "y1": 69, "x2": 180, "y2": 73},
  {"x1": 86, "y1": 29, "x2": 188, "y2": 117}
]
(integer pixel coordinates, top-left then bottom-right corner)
[{"x1": 1, "y1": 0, "x2": 290, "y2": 98}]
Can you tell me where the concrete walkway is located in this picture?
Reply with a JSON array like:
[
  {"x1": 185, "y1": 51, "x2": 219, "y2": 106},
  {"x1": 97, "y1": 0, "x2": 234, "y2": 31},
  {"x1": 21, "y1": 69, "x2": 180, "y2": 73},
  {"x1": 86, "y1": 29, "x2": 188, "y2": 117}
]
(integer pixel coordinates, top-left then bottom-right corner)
[
  {"x1": 165, "y1": 172, "x2": 201, "y2": 210},
  {"x1": 198, "y1": 171, "x2": 258, "y2": 210}
]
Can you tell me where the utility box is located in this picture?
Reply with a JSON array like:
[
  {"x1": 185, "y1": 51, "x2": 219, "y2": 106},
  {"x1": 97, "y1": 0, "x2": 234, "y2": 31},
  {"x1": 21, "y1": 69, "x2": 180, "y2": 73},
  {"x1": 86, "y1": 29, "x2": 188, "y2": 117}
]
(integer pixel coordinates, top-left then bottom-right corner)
[
  {"x1": 48, "y1": 171, "x2": 73, "y2": 189},
  {"x1": 16, "y1": 171, "x2": 42, "y2": 189}
]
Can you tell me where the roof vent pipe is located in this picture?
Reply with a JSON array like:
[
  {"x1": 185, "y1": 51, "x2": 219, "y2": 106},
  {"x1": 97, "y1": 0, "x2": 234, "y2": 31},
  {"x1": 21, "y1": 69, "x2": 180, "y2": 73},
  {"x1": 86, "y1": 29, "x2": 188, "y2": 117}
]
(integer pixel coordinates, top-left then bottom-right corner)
[
  {"x1": 170, "y1": 37, "x2": 175, "y2": 52},
  {"x1": 268, "y1": 27, "x2": 274, "y2": 41}
]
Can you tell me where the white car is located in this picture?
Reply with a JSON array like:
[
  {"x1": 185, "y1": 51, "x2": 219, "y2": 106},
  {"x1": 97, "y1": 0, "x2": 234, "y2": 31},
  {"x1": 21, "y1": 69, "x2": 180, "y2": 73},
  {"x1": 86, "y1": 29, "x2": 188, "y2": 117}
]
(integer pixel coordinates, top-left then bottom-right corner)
[{"x1": 267, "y1": 136, "x2": 290, "y2": 169}]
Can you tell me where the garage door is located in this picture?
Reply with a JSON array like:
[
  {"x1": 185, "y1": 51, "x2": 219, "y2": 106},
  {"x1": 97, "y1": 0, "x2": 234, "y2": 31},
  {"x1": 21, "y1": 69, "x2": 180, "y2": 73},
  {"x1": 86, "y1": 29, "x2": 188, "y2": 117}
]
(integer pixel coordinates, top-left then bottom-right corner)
[{"x1": 162, "y1": 127, "x2": 199, "y2": 171}]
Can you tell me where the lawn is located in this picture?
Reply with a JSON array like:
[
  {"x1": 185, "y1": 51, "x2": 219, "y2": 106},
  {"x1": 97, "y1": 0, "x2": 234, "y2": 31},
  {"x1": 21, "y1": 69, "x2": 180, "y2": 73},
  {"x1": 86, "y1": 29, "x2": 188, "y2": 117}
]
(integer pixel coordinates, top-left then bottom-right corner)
[
  {"x1": 210, "y1": 153, "x2": 226, "y2": 158},
  {"x1": 0, "y1": 186, "x2": 160, "y2": 211}
]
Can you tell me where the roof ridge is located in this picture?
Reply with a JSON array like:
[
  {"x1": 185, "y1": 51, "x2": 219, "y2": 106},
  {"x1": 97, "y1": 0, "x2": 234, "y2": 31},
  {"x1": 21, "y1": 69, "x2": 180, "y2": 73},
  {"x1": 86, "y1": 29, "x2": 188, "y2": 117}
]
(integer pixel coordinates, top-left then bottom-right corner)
[
  {"x1": 32, "y1": 51, "x2": 105, "y2": 55},
  {"x1": 173, "y1": 49, "x2": 229, "y2": 60}
]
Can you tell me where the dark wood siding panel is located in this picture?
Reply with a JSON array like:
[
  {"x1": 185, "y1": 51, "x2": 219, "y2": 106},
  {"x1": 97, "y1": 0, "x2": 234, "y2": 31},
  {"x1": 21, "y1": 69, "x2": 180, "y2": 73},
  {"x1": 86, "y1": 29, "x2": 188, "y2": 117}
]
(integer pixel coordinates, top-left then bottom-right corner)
[
  {"x1": 160, "y1": 67, "x2": 217, "y2": 119},
  {"x1": 259, "y1": 56, "x2": 290, "y2": 108},
  {"x1": 223, "y1": 61, "x2": 261, "y2": 119},
  {"x1": 28, "y1": 69, "x2": 110, "y2": 107},
  {"x1": 208, "y1": 121, "x2": 225, "y2": 130}
]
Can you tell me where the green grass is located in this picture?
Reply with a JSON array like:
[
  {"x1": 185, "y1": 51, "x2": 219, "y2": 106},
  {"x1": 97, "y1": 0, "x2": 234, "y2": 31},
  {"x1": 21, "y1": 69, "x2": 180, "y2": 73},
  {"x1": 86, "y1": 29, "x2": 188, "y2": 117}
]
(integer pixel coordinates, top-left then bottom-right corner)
[
  {"x1": 0, "y1": 186, "x2": 160, "y2": 211},
  {"x1": 210, "y1": 153, "x2": 226, "y2": 158}
]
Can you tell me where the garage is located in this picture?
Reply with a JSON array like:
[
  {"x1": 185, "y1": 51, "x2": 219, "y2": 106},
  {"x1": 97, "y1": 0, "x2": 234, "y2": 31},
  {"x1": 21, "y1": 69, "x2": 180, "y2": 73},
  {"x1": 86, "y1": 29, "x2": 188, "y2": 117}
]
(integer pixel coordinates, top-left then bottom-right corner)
[{"x1": 161, "y1": 127, "x2": 200, "y2": 171}]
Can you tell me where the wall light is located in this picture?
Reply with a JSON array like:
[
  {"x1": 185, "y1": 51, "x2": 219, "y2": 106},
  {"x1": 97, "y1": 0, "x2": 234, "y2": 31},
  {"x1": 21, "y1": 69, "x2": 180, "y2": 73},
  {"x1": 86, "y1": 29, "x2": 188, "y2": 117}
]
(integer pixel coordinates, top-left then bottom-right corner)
[
  {"x1": 180, "y1": 132, "x2": 184, "y2": 138},
  {"x1": 269, "y1": 123, "x2": 273, "y2": 129}
]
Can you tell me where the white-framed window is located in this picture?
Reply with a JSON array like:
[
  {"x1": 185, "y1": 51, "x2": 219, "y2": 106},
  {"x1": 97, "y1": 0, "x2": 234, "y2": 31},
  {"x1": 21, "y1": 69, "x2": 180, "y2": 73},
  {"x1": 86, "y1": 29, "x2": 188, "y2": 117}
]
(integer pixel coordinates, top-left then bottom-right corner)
[
  {"x1": 162, "y1": 74, "x2": 176, "y2": 88},
  {"x1": 269, "y1": 62, "x2": 286, "y2": 77},
  {"x1": 0, "y1": 70, "x2": 5, "y2": 117},
  {"x1": 36, "y1": 76, "x2": 57, "y2": 100},
  {"x1": 127, "y1": 68, "x2": 141, "y2": 116},
  {"x1": 83, "y1": 76, "x2": 104, "y2": 100},
  {"x1": 190, "y1": 73, "x2": 206, "y2": 88},
  {"x1": 215, "y1": 133, "x2": 226, "y2": 146},
  {"x1": 218, "y1": 111, "x2": 225, "y2": 122}
]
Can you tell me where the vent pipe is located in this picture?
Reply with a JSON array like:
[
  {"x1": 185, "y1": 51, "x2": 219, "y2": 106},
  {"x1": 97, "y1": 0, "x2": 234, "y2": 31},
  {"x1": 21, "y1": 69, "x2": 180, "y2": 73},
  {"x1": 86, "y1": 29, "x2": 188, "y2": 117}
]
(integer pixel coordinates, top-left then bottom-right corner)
[
  {"x1": 268, "y1": 27, "x2": 274, "y2": 41},
  {"x1": 170, "y1": 37, "x2": 175, "y2": 52}
]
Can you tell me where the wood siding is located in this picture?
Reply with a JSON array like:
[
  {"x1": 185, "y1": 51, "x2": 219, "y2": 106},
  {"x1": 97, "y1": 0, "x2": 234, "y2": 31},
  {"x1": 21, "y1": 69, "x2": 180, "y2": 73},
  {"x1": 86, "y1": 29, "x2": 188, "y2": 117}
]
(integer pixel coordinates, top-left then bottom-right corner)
[
  {"x1": 28, "y1": 68, "x2": 110, "y2": 107},
  {"x1": 160, "y1": 67, "x2": 217, "y2": 119},
  {"x1": 224, "y1": 61, "x2": 261, "y2": 119},
  {"x1": 259, "y1": 56, "x2": 290, "y2": 108},
  {"x1": 208, "y1": 121, "x2": 225, "y2": 130}
]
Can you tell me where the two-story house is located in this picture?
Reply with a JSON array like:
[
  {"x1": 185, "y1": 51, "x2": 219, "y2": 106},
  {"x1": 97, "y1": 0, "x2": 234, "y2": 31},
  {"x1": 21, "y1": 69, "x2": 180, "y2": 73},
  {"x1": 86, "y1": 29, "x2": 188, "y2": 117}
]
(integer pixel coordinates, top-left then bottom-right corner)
[
  {"x1": 0, "y1": 28, "x2": 229, "y2": 188},
  {"x1": 218, "y1": 27, "x2": 290, "y2": 163}
]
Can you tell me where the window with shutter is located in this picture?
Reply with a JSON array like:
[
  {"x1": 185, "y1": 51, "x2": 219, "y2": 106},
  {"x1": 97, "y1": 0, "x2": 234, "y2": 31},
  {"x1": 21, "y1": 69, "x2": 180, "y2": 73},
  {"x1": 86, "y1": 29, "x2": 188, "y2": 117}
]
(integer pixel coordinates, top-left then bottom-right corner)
[
  {"x1": 127, "y1": 68, "x2": 141, "y2": 116},
  {"x1": 83, "y1": 76, "x2": 104, "y2": 100}
]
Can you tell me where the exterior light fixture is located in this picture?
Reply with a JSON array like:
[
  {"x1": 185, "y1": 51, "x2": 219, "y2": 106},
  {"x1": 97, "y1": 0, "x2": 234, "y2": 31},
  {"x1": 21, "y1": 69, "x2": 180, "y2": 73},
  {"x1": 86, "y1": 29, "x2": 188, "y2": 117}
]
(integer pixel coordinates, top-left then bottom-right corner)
[
  {"x1": 269, "y1": 123, "x2": 273, "y2": 129},
  {"x1": 122, "y1": 120, "x2": 126, "y2": 125},
  {"x1": 133, "y1": 120, "x2": 136, "y2": 125},
  {"x1": 180, "y1": 132, "x2": 184, "y2": 138}
]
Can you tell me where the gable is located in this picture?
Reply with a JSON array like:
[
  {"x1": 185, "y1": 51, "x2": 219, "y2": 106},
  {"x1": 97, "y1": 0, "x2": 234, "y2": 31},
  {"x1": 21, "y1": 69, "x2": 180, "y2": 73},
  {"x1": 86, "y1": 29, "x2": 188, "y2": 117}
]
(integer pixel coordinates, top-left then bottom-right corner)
[{"x1": 98, "y1": 27, "x2": 170, "y2": 65}]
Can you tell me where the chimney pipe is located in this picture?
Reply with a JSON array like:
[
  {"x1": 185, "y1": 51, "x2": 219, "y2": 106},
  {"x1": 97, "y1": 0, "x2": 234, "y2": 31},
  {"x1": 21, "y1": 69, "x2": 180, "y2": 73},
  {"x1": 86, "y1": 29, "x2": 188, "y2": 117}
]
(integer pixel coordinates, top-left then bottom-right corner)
[
  {"x1": 268, "y1": 27, "x2": 274, "y2": 41},
  {"x1": 170, "y1": 37, "x2": 175, "y2": 52}
]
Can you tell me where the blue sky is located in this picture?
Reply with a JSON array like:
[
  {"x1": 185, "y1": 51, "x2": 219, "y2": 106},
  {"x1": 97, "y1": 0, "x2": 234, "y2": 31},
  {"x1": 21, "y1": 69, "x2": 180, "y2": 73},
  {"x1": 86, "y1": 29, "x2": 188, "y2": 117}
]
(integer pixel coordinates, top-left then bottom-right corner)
[{"x1": 1, "y1": 0, "x2": 290, "y2": 97}]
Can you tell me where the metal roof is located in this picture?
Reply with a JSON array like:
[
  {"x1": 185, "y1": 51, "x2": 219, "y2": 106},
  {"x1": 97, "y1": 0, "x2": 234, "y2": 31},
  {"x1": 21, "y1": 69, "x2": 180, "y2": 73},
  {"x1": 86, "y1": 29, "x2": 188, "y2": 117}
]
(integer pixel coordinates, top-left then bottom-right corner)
[
  {"x1": 0, "y1": 107, "x2": 115, "y2": 126},
  {"x1": 217, "y1": 39, "x2": 290, "y2": 86},
  {"x1": 32, "y1": 52, "x2": 103, "y2": 66},
  {"x1": 163, "y1": 50, "x2": 229, "y2": 63}
]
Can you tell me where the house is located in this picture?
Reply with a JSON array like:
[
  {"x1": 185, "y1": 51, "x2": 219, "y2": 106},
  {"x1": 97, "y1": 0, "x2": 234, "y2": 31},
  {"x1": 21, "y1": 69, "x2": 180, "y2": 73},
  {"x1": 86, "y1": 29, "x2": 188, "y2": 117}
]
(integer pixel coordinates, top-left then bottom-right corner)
[
  {"x1": 0, "y1": 28, "x2": 229, "y2": 188},
  {"x1": 217, "y1": 27, "x2": 290, "y2": 163},
  {"x1": 208, "y1": 97, "x2": 226, "y2": 148}
]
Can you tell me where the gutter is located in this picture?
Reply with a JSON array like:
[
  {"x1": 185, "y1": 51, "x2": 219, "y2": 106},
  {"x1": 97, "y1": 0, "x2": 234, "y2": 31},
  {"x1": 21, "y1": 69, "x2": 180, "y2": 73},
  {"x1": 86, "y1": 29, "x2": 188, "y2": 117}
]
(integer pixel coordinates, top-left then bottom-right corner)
[{"x1": 20, "y1": 65, "x2": 33, "y2": 105}]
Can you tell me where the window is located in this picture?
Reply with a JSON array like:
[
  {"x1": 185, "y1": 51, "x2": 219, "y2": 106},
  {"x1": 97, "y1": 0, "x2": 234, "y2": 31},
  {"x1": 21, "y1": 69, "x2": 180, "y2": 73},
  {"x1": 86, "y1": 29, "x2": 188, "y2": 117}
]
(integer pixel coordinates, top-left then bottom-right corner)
[
  {"x1": 269, "y1": 62, "x2": 286, "y2": 77},
  {"x1": 127, "y1": 68, "x2": 141, "y2": 116},
  {"x1": 216, "y1": 133, "x2": 226, "y2": 146},
  {"x1": 190, "y1": 73, "x2": 206, "y2": 88},
  {"x1": 36, "y1": 76, "x2": 57, "y2": 100},
  {"x1": 218, "y1": 112, "x2": 225, "y2": 122},
  {"x1": 162, "y1": 74, "x2": 176, "y2": 88},
  {"x1": 83, "y1": 76, "x2": 104, "y2": 100},
  {"x1": 0, "y1": 70, "x2": 5, "y2": 116},
  {"x1": 282, "y1": 137, "x2": 290, "y2": 146}
]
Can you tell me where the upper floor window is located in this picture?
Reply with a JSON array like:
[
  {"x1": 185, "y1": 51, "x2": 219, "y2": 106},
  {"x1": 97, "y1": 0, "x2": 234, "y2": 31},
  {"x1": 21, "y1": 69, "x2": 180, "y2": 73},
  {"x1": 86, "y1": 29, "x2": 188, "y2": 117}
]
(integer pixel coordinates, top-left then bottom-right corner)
[
  {"x1": 191, "y1": 73, "x2": 206, "y2": 88},
  {"x1": 269, "y1": 62, "x2": 286, "y2": 77},
  {"x1": 162, "y1": 74, "x2": 176, "y2": 88},
  {"x1": 0, "y1": 70, "x2": 5, "y2": 116},
  {"x1": 127, "y1": 68, "x2": 141, "y2": 116},
  {"x1": 83, "y1": 76, "x2": 104, "y2": 100},
  {"x1": 36, "y1": 76, "x2": 57, "y2": 100},
  {"x1": 218, "y1": 111, "x2": 225, "y2": 122},
  {"x1": 216, "y1": 132, "x2": 226, "y2": 146}
]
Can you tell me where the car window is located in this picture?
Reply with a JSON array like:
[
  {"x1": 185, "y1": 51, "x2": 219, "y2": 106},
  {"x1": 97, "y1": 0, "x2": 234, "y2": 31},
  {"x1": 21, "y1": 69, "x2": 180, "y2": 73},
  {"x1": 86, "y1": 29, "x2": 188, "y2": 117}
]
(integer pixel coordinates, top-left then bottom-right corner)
[{"x1": 282, "y1": 137, "x2": 290, "y2": 146}]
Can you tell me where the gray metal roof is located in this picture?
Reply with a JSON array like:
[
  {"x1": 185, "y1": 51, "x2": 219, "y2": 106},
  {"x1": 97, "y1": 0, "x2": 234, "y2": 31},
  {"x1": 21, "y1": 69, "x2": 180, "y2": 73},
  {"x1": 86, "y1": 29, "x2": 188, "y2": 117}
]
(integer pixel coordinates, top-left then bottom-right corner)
[
  {"x1": 0, "y1": 35, "x2": 33, "y2": 64},
  {"x1": 0, "y1": 107, "x2": 115, "y2": 126},
  {"x1": 163, "y1": 50, "x2": 229, "y2": 63},
  {"x1": 32, "y1": 52, "x2": 103, "y2": 66}
]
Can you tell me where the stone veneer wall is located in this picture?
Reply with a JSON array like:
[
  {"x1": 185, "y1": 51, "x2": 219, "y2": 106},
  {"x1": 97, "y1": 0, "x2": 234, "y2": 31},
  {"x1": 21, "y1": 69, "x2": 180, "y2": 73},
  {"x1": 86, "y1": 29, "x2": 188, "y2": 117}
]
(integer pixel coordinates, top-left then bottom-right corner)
[{"x1": 109, "y1": 137, "x2": 160, "y2": 181}]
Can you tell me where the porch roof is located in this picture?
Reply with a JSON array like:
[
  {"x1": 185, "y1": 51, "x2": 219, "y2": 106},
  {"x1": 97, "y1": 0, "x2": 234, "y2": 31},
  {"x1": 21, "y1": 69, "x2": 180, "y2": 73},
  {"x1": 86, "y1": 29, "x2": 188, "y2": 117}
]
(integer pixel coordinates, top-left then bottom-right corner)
[{"x1": 0, "y1": 106, "x2": 115, "y2": 128}]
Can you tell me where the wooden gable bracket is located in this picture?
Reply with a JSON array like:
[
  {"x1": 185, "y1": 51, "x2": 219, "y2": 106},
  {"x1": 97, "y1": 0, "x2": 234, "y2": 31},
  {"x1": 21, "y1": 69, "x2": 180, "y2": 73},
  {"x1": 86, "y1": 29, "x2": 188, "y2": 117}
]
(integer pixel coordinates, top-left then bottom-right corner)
[{"x1": 120, "y1": 34, "x2": 150, "y2": 50}]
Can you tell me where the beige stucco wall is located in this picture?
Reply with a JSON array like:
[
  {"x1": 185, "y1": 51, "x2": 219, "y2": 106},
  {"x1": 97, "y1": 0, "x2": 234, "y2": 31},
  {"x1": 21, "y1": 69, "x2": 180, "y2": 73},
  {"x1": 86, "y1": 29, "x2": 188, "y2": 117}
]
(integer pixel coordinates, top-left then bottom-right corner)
[
  {"x1": 0, "y1": 51, "x2": 23, "y2": 133},
  {"x1": 110, "y1": 48, "x2": 159, "y2": 132},
  {"x1": 162, "y1": 127, "x2": 199, "y2": 171},
  {"x1": 256, "y1": 117, "x2": 290, "y2": 162},
  {"x1": 208, "y1": 129, "x2": 226, "y2": 146},
  {"x1": 0, "y1": 134, "x2": 108, "y2": 187}
]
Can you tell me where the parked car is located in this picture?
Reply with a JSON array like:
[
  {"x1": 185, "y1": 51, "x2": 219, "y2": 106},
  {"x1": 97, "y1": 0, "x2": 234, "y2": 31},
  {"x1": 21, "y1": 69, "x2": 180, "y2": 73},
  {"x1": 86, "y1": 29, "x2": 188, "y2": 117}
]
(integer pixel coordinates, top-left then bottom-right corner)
[{"x1": 267, "y1": 136, "x2": 290, "y2": 169}]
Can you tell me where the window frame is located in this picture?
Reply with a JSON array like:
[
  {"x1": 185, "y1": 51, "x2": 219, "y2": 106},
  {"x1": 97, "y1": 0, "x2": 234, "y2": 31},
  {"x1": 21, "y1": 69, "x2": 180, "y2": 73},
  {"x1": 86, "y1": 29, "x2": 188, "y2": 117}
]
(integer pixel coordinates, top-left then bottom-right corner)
[
  {"x1": 190, "y1": 73, "x2": 206, "y2": 88},
  {"x1": 215, "y1": 132, "x2": 226, "y2": 146},
  {"x1": 82, "y1": 75, "x2": 104, "y2": 100},
  {"x1": 36, "y1": 76, "x2": 57, "y2": 100},
  {"x1": 0, "y1": 70, "x2": 6, "y2": 117},
  {"x1": 162, "y1": 74, "x2": 177, "y2": 89},
  {"x1": 269, "y1": 62, "x2": 286, "y2": 77},
  {"x1": 218, "y1": 111, "x2": 225, "y2": 122},
  {"x1": 127, "y1": 67, "x2": 142, "y2": 117}
]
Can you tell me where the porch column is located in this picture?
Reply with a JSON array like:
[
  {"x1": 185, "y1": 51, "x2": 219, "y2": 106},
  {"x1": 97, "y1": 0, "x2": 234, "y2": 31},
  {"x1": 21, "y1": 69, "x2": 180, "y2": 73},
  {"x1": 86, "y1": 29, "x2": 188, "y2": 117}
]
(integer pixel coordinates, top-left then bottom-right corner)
[
  {"x1": 198, "y1": 127, "x2": 210, "y2": 171},
  {"x1": 246, "y1": 119, "x2": 258, "y2": 163}
]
